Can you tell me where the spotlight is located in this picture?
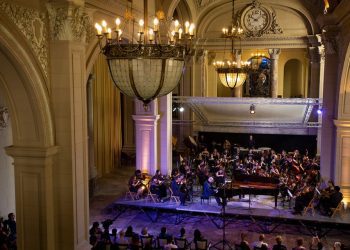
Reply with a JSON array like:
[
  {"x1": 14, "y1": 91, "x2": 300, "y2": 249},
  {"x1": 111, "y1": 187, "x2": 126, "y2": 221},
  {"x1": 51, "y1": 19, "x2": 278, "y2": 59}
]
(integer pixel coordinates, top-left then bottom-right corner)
[
  {"x1": 317, "y1": 108, "x2": 322, "y2": 115},
  {"x1": 179, "y1": 107, "x2": 185, "y2": 112},
  {"x1": 250, "y1": 104, "x2": 255, "y2": 114}
]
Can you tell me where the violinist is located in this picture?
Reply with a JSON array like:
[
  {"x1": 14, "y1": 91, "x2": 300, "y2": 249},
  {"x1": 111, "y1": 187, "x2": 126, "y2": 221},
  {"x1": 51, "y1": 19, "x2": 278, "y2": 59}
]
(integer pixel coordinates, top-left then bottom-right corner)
[
  {"x1": 128, "y1": 170, "x2": 146, "y2": 198},
  {"x1": 293, "y1": 185, "x2": 315, "y2": 215},
  {"x1": 150, "y1": 170, "x2": 167, "y2": 201}
]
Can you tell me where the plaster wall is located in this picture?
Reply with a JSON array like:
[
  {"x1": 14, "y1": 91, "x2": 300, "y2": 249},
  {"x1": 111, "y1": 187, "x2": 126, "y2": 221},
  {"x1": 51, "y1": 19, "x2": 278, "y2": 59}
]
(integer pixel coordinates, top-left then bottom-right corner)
[{"x1": 0, "y1": 96, "x2": 15, "y2": 219}]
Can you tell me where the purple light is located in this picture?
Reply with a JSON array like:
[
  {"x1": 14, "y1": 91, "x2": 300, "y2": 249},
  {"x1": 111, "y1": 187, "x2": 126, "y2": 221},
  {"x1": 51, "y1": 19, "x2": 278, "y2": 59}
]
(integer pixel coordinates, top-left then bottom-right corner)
[{"x1": 317, "y1": 109, "x2": 322, "y2": 115}]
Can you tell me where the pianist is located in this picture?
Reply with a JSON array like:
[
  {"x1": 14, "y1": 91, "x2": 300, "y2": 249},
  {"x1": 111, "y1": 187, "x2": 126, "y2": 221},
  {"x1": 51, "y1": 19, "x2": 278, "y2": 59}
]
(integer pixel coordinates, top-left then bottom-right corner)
[{"x1": 202, "y1": 177, "x2": 222, "y2": 206}]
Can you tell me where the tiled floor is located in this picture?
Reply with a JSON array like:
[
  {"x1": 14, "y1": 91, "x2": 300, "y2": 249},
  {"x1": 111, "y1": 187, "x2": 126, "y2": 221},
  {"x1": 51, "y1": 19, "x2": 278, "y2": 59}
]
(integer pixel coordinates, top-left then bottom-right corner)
[{"x1": 90, "y1": 167, "x2": 350, "y2": 249}]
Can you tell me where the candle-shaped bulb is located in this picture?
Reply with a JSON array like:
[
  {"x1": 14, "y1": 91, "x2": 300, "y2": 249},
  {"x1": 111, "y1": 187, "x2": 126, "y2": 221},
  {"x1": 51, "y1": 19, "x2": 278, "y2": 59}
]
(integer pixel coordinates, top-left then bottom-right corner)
[
  {"x1": 153, "y1": 18, "x2": 159, "y2": 31},
  {"x1": 189, "y1": 23, "x2": 195, "y2": 36},
  {"x1": 139, "y1": 19, "x2": 144, "y2": 33},
  {"x1": 170, "y1": 31, "x2": 175, "y2": 42},
  {"x1": 149, "y1": 28, "x2": 154, "y2": 41},
  {"x1": 174, "y1": 20, "x2": 179, "y2": 32},
  {"x1": 178, "y1": 28, "x2": 183, "y2": 39},
  {"x1": 185, "y1": 21, "x2": 190, "y2": 34},
  {"x1": 107, "y1": 28, "x2": 112, "y2": 39},
  {"x1": 115, "y1": 18, "x2": 121, "y2": 30},
  {"x1": 101, "y1": 20, "x2": 107, "y2": 33},
  {"x1": 95, "y1": 23, "x2": 102, "y2": 35}
]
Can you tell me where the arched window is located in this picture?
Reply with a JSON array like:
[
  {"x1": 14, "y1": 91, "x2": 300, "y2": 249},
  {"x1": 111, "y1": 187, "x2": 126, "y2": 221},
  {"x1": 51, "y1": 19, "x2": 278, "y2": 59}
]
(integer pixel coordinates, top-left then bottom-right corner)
[{"x1": 283, "y1": 59, "x2": 303, "y2": 98}]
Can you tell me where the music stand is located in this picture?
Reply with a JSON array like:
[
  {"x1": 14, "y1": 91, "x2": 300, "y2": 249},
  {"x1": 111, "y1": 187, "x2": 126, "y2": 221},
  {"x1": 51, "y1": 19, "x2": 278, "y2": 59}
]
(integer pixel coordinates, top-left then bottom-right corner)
[{"x1": 212, "y1": 183, "x2": 233, "y2": 250}]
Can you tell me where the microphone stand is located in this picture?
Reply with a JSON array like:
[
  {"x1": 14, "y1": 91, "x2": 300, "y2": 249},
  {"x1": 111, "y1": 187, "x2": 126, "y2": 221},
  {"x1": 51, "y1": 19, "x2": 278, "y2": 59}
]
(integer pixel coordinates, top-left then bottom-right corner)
[{"x1": 212, "y1": 182, "x2": 233, "y2": 250}]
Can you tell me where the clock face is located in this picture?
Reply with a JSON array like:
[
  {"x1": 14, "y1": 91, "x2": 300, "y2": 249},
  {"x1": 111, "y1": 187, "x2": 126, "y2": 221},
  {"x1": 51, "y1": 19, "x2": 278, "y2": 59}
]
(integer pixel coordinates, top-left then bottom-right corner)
[{"x1": 243, "y1": 8, "x2": 268, "y2": 32}]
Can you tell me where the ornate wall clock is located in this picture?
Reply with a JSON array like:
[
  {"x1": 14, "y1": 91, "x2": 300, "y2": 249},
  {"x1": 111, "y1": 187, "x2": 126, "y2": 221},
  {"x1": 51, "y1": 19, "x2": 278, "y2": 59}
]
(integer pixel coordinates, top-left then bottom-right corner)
[{"x1": 240, "y1": 0, "x2": 282, "y2": 37}]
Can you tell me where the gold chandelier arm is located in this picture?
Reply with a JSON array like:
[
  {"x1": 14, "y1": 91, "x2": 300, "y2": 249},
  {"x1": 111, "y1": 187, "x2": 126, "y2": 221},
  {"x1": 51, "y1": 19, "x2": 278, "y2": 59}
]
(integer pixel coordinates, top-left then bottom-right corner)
[
  {"x1": 128, "y1": 59, "x2": 143, "y2": 101},
  {"x1": 149, "y1": 59, "x2": 167, "y2": 101}
]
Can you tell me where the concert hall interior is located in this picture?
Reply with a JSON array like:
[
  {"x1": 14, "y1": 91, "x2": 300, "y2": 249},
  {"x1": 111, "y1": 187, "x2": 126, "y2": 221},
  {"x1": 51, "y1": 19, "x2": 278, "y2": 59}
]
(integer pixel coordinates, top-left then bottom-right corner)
[{"x1": 1, "y1": 0, "x2": 350, "y2": 249}]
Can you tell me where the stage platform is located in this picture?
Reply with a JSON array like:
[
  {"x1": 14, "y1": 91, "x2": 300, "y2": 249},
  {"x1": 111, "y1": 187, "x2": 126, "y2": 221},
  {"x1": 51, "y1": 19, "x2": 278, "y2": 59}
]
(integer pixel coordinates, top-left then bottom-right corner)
[{"x1": 113, "y1": 195, "x2": 350, "y2": 237}]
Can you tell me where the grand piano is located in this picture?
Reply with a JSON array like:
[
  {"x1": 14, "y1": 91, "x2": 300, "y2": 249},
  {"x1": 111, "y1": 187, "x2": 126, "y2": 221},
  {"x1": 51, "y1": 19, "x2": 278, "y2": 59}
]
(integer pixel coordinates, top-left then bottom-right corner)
[{"x1": 216, "y1": 172, "x2": 280, "y2": 207}]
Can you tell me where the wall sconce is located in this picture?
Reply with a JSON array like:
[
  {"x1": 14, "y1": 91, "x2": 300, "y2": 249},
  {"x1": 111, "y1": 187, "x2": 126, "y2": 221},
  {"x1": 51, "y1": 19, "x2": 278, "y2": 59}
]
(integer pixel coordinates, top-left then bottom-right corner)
[
  {"x1": 250, "y1": 104, "x2": 255, "y2": 114},
  {"x1": 0, "y1": 107, "x2": 9, "y2": 128}
]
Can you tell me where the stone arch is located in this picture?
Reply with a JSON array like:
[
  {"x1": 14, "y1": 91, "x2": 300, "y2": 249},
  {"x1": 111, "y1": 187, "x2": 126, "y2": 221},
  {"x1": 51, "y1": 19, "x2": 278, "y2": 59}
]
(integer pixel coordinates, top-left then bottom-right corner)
[
  {"x1": 0, "y1": 14, "x2": 57, "y2": 250},
  {"x1": 283, "y1": 59, "x2": 303, "y2": 98},
  {"x1": 0, "y1": 15, "x2": 54, "y2": 147},
  {"x1": 338, "y1": 43, "x2": 350, "y2": 119}
]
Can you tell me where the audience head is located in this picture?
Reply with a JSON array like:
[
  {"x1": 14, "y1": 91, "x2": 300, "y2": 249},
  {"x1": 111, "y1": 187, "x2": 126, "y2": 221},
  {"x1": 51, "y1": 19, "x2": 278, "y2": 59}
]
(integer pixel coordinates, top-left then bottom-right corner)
[
  {"x1": 180, "y1": 227, "x2": 185, "y2": 236},
  {"x1": 194, "y1": 229, "x2": 202, "y2": 240},
  {"x1": 111, "y1": 228, "x2": 117, "y2": 236},
  {"x1": 259, "y1": 234, "x2": 265, "y2": 242},
  {"x1": 334, "y1": 242, "x2": 342, "y2": 250},
  {"x1": 161, "y1": 227, "x2": 167, "y2": 234},
  {"x1": 261, "y1": 244, "x2": 268, "y2": 250},
  {"x1": 275, "y1": 236, "x2": 282, "y2": 245},
  {"x1": 119, "y1": 230, "x2": 125, "y2": 237},
  {"x1": 141, "y1": 227, "x2": 148, "y2": 236},
  {"x1": 297, "y1": 238, "x2": 304, "y2": 247},
  {"x1": 126, "y1": 225, "x2": 133, "y2": 234},
  {"x1": 7, "y1": 213, "x2": 14, "y2": 221},
  {"x1": 92, "y1": 222, "x2": 99, "y2": 228},
  {"x1": 335, "y1": 186, "x2": 341, "y2": 192},
  {"x1": 167, "y1": 236, "x2": 174, "y2": 244}
]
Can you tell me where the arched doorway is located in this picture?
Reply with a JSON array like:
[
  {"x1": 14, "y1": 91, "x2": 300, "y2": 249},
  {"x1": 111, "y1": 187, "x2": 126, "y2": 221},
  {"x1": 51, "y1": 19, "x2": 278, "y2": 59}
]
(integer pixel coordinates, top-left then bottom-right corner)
[
  {"x1": 0, "y1": 16, "x2": 56, "y2": 249},
  {"x1": 283, "y1": 59, "x2": 303, "y2": 98}
]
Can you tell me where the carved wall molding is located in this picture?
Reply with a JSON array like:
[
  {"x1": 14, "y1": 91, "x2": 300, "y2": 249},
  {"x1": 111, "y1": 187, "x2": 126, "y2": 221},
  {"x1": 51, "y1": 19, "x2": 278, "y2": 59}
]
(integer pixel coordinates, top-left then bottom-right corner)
[
  {"x1": 47, "y1": 3, "x2": 92, "y2": 43},
  {"x1": 0, "y1": 1, "x2": 48, "y2": 77},
  {"x1": 0, "y1": 107, "x2": 9, "y2": 129}
]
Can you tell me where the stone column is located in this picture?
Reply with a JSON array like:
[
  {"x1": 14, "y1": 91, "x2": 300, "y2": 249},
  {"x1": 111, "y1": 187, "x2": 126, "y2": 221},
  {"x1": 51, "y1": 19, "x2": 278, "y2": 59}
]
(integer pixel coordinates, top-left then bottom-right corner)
[
  {"x1": 133, "y1": 100, "x2": 160, "y2": 175},
  {"x1": 5, "y1": 146, "x2": 58, "y2": 250},
  {"x1": 87, "y1": 74, "x2": 97, "y2": 197},
  {"x1": 308, "y1": 47, "x2": 321, "y2": 98},
  {"x1": 268, "y1": 49, "x2": 281, "y2": 98},
  {"x1": 234, "y1": 49, "x2": 243, "y2": 97},
  {"x1": 159, "y1": 94, "x2": 172, "y2": 176},
  {"x1": 318, "y1": 30, "x2": 338, "y2": 181},
  {"x1": 193, "y1": 49, "x2": 205, "y2": 97},
  {"x1": 47, "y1": 3, "x2": 90, "y2": 249},
  {"x1": 334, "y1": 120, "x2": 350, "y2": 202}
]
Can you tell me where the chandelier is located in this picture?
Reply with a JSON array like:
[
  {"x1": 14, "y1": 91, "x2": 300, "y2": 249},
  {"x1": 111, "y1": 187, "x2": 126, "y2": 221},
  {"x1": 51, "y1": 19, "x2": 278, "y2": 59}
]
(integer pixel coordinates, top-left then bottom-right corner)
[
  {"x1": 213, "y1": 0, "x2": 250, "y2": 89},
  {"x1": 95, "y1": 1, "x2": 195, "y2": 108}
]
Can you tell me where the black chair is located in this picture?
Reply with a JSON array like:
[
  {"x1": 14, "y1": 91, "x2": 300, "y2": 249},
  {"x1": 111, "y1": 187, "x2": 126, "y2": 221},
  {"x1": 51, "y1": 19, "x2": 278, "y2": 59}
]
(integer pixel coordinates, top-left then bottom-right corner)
[
  {"x1": 140, "y1": 235, "x2": 154, "y2": 249},
  {"x1": 175, "y1": 237, "x2": 189, "y2": 250},
  {"x1": 116, "y1": 243, "x2": 129, "y2": 250},
  {"x1": 195, "y1": 239, "x2": 208, "y2": 250},
  {"x1": 157, "y1": 237, "x2": 168, "y2": 249}
]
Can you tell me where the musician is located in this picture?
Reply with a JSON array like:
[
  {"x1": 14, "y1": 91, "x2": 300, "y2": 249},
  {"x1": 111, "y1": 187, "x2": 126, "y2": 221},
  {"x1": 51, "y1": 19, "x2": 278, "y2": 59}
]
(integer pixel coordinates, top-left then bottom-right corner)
[
  {"x1": 293, "y1": 186, "x2": 315, "y2": 215},
  {"x1": 128, "y1": 170, "x2": 146, "y2": 198},
  {"x1": 223, "y1": 139, "x2": 231, "y2": 151},
  {"x1": 319, "y1": 186, "x2": 343, "y2": 216},
  {"x1": 150, "y1": 170, "x2": 167, "y2": 200},
  {"x1": 215, "y1": 167, "x2": 225, "y2": 186},
  {"x1": 248, "y1": 135, "x2": 255, "y2": 149},
  {"x1": 202, "y1": 177, "x2": 222, "y2": 206}
]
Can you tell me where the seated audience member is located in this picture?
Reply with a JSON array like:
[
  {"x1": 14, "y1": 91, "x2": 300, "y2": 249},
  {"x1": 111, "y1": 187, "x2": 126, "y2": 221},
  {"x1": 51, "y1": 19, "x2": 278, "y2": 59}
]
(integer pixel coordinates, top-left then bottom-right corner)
[
  {"x1": 178, "y1": 227, "x2": 186, "y2": 239},
  {"x1": 252, "y1": 234, "x2": 268, "y2": 249},
  {"x1": 193, "y1": 229, "x2": 203, "y2": 243},
  {"x1": 115, "y1": 230, "x2": 129, "y2": 245},
  {"x1": 159, "y1": 227, "x2": 171, "y2": 239},
  {"x1": 309, "y1": 236, "x2": 323, "y2": 250},
  {"x1": 293, "y1": 238, "x2": 306, "y2": 250},
  {"x1": 89, "y1": 222, "x2": 102, "y2": 247},
  {"x1": 272, "y1": 236, "x2": 287, "y2": 250},
  {"x1": 238, "y1": 233, "x2": 250, "y2": 250},
  {"x1": 125, "y1": 225, "x2": 137, "y2": 238},
  {"x1": 4, "y1": 213, "x2": 16, "y2": 244},
  {"x1": 333, "y1": 242, "x2": 343, "y2": 250},
  {"x1": 164, "y1": 236, "x2": 178, "y2": 250},
  {"x1": 129, "y1": 234, "x2": 141, "y2": 250},
  {"x1": 140, "y1": 227, "x2": 151, "y2": 237}
]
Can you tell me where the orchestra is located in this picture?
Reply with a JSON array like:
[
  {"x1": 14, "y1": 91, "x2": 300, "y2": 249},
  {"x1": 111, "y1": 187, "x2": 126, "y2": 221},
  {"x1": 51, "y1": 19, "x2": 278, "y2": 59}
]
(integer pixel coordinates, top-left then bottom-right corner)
[{"x1": 126, "y1": 137, "x2": 342, "y2": 216}]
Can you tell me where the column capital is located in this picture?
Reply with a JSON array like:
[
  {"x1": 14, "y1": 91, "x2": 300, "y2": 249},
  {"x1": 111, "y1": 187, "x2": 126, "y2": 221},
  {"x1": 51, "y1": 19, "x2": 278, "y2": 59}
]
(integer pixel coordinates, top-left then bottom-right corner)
[
  {"x1": 47, "y1": 2, "x2": 93, "y2": 42},
  {"x1": 308, "y1": 46, "x2": 321, "y2": 64},
  {"x1": 268, "y1": 48, "x2": 281, "y2": 59},
  {"x1": 132, "y1": 115, "x2": 160, "y2": 124}
]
